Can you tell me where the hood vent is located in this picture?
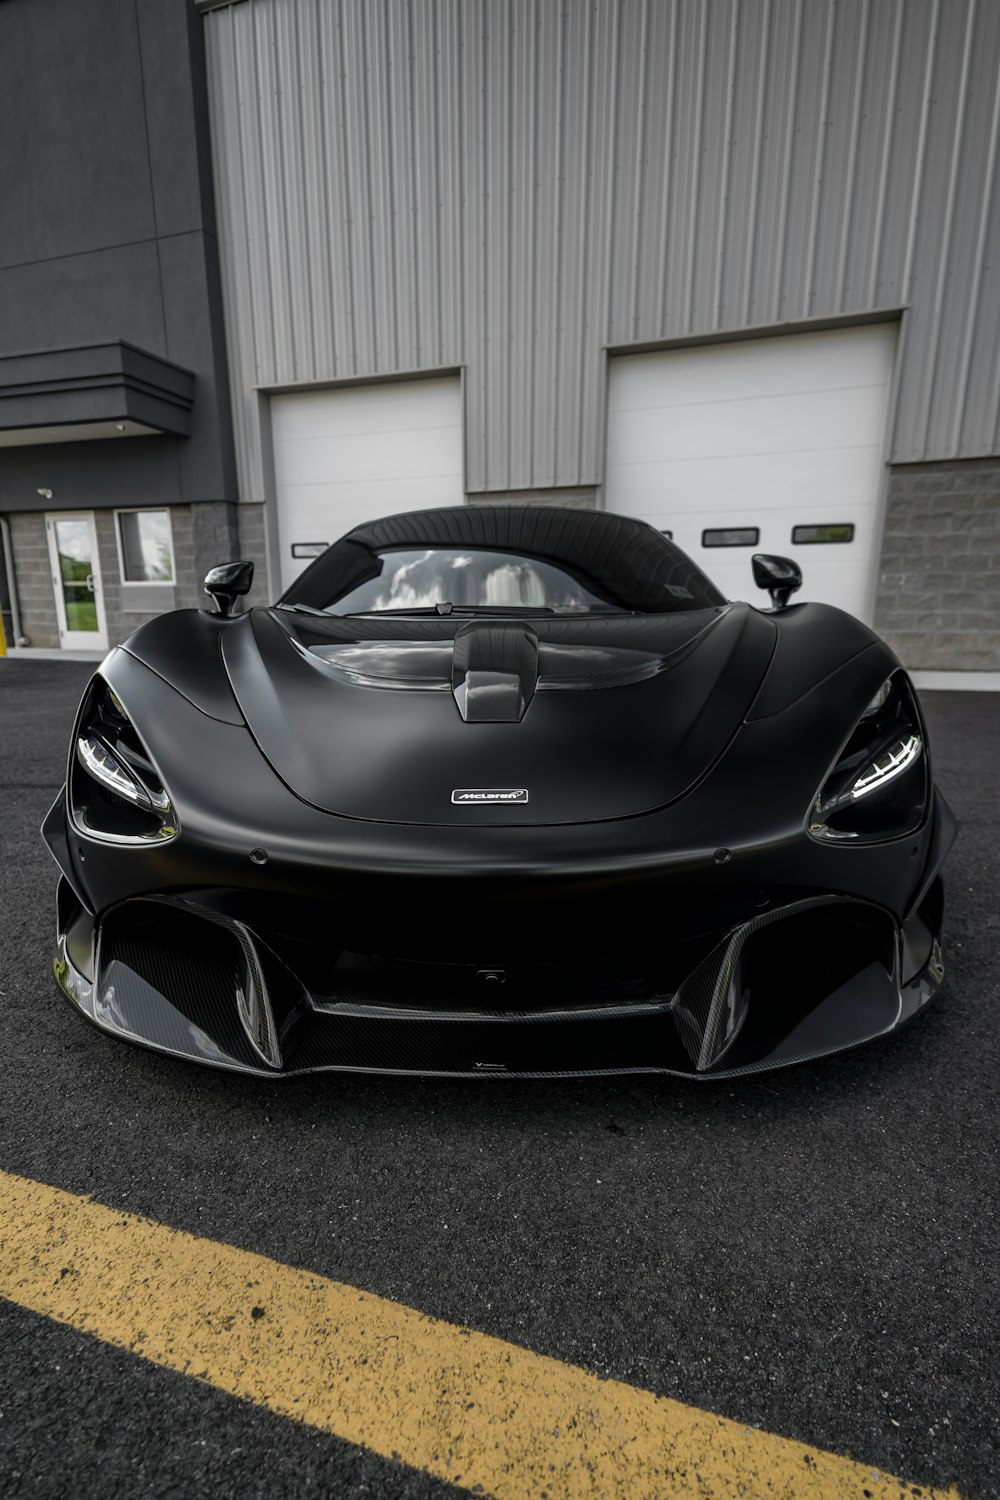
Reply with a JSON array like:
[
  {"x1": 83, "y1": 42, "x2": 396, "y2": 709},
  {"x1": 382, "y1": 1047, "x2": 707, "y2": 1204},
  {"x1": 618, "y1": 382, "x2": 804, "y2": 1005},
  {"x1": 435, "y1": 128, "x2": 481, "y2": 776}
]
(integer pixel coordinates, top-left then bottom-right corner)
[
  {"x1": 302, "y1": 635, "x2": 702, "y2": 696},
  {"x1": 222, "y1": 606, "x2": 777, "y2": 826},
  {"x1": 451, "y1": 621, "x2": 538, "y2": 723}
]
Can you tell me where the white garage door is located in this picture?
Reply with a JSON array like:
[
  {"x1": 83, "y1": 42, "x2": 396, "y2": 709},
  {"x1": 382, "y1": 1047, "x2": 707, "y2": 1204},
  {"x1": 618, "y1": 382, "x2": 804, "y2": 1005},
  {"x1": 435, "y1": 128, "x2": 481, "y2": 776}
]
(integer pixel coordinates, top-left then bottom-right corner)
[
  {"x1": 604, "y1": 324, "x2": 897, "y2": 620},
  {"x1": 271, "y1": 376, "x2": 464, "y2": 591}
]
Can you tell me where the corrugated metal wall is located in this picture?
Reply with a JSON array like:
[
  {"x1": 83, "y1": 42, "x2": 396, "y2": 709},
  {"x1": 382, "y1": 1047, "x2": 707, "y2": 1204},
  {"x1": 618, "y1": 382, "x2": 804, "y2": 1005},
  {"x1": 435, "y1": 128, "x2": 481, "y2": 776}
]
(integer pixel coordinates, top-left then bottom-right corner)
[{"x1": 202, "y1": 0, "x2": 1000, "y2": 501}]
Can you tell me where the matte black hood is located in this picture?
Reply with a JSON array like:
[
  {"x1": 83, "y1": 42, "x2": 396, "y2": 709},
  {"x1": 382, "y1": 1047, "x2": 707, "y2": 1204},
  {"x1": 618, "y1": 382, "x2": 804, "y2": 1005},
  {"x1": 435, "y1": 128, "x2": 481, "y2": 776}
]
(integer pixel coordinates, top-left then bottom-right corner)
[{"x1": 220, "y1": 605, "x2": 777, "y2": 825}]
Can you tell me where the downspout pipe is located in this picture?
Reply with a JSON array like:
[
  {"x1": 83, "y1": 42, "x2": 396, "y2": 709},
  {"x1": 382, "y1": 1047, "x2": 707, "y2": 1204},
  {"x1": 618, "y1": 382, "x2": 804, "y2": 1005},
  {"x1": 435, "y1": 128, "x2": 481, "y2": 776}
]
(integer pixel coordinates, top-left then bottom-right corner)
[{"x1": 0, "y1": 515, "x2": 29, "y2": 647}]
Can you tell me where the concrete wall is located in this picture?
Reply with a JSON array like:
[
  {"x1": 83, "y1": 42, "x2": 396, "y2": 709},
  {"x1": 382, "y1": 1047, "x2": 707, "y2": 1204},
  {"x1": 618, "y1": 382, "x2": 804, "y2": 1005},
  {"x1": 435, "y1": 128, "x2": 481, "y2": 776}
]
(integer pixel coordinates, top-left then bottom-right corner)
[
  {"x1": 191, "y1": 499, "x2": 272, "y2": 607},
  {"x1": 875, "y1": 462, "x2": 1000, "y2": 671},
  {"x1": 234, "y1": 503, "x2": 272, "y2": 608},
  {"x1": 6, "y1": 515, "x2": 58, "y2": 649}
]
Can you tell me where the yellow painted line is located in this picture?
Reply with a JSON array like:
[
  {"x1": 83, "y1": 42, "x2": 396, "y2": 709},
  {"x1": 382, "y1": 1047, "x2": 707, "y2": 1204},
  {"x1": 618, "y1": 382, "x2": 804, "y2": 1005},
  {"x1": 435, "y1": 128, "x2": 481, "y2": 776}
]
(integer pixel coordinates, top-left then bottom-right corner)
[{"x1": 0, "y1": 1170, "x2": 956, "y2": 1500}]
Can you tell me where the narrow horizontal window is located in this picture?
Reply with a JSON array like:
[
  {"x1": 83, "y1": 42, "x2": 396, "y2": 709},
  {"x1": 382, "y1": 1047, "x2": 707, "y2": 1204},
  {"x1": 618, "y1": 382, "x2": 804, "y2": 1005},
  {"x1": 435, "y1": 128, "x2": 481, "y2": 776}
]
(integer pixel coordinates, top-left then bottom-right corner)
[
  {"x1": 791, "y1": 524, "x2": 855, "y2": 545},
  {"x1": 291, "y1": 542, "x2": 328, "y2": 559},
  {"x1": 702, "y1": 527, "x2": 759, "y2": 548}
]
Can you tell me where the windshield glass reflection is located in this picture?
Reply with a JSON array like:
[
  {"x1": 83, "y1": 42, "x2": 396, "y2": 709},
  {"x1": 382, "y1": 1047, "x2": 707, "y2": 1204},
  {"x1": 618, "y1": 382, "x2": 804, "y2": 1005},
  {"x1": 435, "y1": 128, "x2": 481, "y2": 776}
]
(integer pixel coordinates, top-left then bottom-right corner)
[{"x1": 331, "y1": 548, "x2": 618, "y2": 613}]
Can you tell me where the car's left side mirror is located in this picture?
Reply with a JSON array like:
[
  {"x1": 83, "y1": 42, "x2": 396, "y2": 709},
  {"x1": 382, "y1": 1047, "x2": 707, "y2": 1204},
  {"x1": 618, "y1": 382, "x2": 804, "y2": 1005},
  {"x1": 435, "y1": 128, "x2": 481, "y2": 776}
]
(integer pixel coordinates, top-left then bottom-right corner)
[
  {"x1": 752, "y1": 553, "x2": 802, "y2": 611},
  {"x1": 204, "y1": 560, "x2": 254, "y2": 616}
]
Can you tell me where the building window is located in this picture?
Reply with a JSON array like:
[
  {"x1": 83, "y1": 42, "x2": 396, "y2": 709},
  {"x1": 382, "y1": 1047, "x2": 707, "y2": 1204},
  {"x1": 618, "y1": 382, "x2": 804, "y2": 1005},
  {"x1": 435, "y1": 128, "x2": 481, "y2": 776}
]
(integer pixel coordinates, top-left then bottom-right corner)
[
  {"x1": 116, "y1": 509, "x2": 175, "y2": 584},
  {"x1": 791, "y1": 523, "x2": 855, "y2": 545},
  {"x1": 701, "y1": 527, "x2": 760, "y2": 548}
]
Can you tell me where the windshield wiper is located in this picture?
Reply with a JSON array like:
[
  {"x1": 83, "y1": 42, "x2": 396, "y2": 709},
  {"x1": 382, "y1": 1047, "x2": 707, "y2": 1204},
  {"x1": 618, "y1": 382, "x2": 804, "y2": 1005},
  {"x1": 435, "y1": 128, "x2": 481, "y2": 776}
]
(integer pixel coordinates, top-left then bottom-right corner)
[
  {"x1": 344, "y1": 603, "x2": 557, "y2": 617},
  {"x1": 276, "y1": 602, "x2": 332, "y2": 617}
]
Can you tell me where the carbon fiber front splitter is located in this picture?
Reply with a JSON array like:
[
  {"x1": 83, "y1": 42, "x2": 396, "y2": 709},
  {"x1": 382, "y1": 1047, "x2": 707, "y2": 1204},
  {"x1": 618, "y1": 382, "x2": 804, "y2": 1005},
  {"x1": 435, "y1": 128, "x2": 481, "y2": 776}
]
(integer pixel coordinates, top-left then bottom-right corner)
[{"x1": 52, "y1": 882, "x2": 946, "y2": 1081}]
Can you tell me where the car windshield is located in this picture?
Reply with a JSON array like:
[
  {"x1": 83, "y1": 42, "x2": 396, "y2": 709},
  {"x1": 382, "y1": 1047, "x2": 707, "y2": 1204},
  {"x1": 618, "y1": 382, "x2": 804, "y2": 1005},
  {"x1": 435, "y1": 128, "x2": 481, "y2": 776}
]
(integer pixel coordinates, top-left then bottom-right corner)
[{"x1": 278, "y1": 507, "x2": 725, "y2": 616}]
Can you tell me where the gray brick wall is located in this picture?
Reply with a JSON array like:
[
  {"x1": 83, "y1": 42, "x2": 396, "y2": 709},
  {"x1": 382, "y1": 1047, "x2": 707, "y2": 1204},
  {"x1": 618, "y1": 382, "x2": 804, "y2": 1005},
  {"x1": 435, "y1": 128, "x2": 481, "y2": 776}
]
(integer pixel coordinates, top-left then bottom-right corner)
[
  {"x1": 8, "y1": 512, "x2": 59, "y2": 648},
  {"x1": 8, "y1": 505, "x2": 204, "y2": 650},
  {"x1": 7, "y1": 500, "x2": 273, "y2": 648},
  {"x1": 191, "y1": 501, "x2": 240, "y2": 586},
  {"x1": 874, "y1": 459, "x2": 1000, "y2": 671},
  {"x1": 235, "y1": 502, "x2": 272, "y2": 605}
]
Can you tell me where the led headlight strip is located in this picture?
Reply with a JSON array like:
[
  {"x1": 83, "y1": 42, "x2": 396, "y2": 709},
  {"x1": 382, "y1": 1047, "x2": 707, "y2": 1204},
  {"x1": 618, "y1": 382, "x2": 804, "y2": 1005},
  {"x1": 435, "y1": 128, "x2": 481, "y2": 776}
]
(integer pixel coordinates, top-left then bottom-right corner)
[
  {"x1": 847, "y1": 732, "x2": 922, "y2": 802},
  {"x1": 77, "y1": 735, "x2": 171, "y2": 814},
  {"x1": 809, "y1": 672, "x2": 928, "y2": 843}
]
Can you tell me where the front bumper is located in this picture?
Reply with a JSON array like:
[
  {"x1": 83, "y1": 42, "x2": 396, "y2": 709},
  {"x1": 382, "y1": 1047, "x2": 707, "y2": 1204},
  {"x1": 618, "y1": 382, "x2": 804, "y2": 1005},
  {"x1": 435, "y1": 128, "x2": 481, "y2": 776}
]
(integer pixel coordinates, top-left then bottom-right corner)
[{"x1": 49, "y1": 856, "x2": 949, "y2": 1081}]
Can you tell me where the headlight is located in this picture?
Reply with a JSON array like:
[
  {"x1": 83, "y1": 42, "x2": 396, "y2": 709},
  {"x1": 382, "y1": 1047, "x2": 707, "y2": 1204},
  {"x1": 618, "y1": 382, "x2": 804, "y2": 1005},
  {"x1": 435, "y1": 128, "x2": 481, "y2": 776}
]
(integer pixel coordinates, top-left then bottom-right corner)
[
  {"x1": 860, "y1": 679, "x2": 893, "y2": 718},
  {"x1": 809, "y1": 671, "x2": 928, "y2": 843},
  {"x1": 70, "y1": 679, "x2": 178, "y2": 843}
]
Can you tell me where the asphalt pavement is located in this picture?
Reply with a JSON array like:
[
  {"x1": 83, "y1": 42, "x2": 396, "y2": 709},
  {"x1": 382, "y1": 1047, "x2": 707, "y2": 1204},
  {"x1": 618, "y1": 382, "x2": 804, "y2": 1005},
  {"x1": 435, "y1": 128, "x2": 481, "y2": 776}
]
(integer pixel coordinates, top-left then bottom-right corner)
[{"x1": 0, "y1": 658, "x2": 997, "y2": 1498}]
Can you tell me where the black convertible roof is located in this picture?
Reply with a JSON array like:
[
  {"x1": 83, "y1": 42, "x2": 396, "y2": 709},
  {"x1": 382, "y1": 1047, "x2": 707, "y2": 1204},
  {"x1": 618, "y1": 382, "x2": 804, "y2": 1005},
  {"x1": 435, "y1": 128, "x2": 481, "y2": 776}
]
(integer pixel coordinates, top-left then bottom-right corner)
[{"x1": 281, "y1": 505, "x2": 725, "y2": 614}]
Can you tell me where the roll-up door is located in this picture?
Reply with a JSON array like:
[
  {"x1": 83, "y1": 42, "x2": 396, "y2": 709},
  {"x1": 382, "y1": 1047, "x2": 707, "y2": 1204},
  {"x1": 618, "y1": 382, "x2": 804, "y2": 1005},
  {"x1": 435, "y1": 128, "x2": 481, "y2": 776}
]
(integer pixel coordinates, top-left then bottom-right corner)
[
  {"x1": 604, "y1": 325, "x2": 896, "y2": 620},
  {"x1": 271, "y1": 376, "x2": 464, "y2": 590}
]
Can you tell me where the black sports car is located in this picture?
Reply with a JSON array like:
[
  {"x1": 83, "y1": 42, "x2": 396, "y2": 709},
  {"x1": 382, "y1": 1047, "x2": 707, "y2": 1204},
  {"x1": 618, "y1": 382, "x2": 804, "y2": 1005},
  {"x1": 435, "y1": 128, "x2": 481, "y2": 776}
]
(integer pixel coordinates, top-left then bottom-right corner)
[{"x1": 44, "y1": 506, "x2": 956, "y2": 1079}]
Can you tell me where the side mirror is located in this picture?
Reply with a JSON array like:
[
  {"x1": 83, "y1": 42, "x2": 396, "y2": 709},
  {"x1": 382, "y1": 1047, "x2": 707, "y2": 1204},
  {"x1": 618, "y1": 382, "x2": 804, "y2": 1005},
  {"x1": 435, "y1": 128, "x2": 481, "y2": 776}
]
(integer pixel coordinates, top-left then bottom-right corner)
[
  {"x1": 752, "y1": 554, "x2": 802, "y2": 611},
  {"x1": 204, "y1": 560, "x2": 254, "y2": 616}
]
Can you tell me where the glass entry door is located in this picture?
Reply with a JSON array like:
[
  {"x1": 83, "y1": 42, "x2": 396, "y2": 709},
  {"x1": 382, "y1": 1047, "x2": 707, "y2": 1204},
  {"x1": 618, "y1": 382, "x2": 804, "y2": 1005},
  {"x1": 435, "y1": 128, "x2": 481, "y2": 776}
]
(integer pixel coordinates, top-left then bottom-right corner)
[{"x1": 45, "y1": 512, "x2": 108, "y2": 651}]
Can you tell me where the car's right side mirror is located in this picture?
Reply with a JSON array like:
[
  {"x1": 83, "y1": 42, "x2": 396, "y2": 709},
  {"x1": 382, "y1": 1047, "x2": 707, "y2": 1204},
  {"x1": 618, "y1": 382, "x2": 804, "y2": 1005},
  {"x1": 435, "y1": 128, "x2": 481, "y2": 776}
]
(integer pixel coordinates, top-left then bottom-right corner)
[
  {"x1": 204, "y1": 560, "x2": 254, "y2": 616},
  {"x1": 752, "y1": 553, "x2": 802, "y2": 611}
]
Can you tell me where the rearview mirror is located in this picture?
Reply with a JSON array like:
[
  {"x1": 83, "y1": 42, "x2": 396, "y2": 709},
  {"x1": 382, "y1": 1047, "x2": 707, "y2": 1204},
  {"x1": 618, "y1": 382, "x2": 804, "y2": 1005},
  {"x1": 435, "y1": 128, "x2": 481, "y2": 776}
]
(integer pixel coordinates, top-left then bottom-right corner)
[
  {"x1": 752, "y1": 554, "x2": 802, "y2": 611},
  {"x1": 204, "y1": 560, "x2": 254, "y2": 616}
]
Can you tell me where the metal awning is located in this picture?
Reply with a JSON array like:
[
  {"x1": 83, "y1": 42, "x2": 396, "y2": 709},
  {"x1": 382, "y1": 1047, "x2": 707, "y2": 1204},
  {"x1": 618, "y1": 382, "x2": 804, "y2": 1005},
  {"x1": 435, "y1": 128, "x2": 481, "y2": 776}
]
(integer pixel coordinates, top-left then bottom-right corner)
[{"x1": 0, "y1": 342, "x2": 195, "y2": 447}]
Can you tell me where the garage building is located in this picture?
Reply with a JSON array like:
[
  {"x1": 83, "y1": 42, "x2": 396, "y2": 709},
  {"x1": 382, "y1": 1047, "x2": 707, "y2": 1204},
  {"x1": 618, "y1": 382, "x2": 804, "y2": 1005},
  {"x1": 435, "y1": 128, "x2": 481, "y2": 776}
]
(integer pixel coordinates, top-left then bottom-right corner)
[
  {"x1": 198, "y1": 0, "x2": 999, "y2": 671},
  {"x1": 2, "y1": 0, "x2": 998, "y2": 671}
]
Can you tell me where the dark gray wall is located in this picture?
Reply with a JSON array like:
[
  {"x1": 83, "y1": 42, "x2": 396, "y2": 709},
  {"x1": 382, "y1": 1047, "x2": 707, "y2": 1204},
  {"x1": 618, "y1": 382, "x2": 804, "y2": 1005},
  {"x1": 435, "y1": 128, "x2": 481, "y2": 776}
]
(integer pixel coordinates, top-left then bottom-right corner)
[{"x1": 0, "y1": 0, "x2": 236, "y2": 513}]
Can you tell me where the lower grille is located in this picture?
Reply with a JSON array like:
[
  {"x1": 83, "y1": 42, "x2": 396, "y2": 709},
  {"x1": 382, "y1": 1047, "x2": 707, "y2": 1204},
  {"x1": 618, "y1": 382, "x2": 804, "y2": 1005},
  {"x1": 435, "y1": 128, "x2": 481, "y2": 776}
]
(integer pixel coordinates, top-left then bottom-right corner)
[
  {"x1": 310, "y1": 950, "x2": 663, "y2": 1013},
  {"x1": 76, "y1": 891, "x2": 909, "y2": 1078}
]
